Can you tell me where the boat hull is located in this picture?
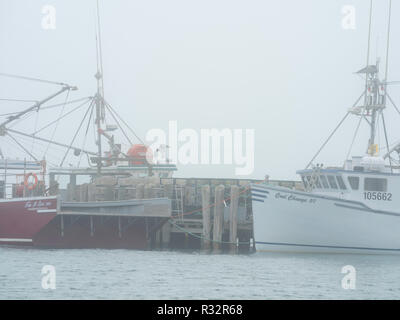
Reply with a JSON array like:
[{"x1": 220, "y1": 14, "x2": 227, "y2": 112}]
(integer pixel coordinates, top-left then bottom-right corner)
[
  {"x1": 251, "y1": 184, "x2": 400, "y2": 254},
  {"x1": 0, "y1": 197, "x2": 170, "y2": 249},
  {"x1": 0, "y1": 196, "x2": 58, "y2": 245}
]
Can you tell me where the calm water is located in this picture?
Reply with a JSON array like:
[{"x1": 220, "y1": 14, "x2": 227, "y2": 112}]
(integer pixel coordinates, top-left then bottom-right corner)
[{"x1": 1, "y1": 247, "x2": 400, "y2": 299}]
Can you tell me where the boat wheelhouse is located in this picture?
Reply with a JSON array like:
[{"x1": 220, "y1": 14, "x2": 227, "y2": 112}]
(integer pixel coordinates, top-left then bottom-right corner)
[{"x1": 297, "y1": 156, "x2": 400, "y2": 211}]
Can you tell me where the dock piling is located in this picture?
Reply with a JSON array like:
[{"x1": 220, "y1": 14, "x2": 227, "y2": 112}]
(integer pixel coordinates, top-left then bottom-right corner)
[
  {"x1": 161, "y1": 220, "x2": 171, "y2": 248},
  {"x1": 201, "y1": 185, "x2": 211, "y2": 251},
  {"x1": 212, "y1": 184, "x2": 225, "y2": 253},
  {"x1": 136, "y1": 184, "x2": 144, "y2": 199},
  {"x1": 229, "y1": 185, "x2": 239, "y2": 254}
]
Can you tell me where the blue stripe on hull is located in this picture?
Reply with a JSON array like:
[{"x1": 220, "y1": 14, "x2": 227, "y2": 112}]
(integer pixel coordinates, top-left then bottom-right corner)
[
  {"x1": 251, "y1": 192, "x2": 267, "y2": 198},
  {"x1": 251, "y1": 188, "x2": 269, "y2": 194},
  {"x1": 256, "y1": 241, "x2": 400, "y2": 252}
]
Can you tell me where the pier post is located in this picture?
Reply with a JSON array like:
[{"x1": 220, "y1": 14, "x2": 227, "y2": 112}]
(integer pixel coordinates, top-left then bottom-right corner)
[
  {"x1": 118, "y1": 216, "x2": 122, "y2": 238},
  {"x1": 144, "y1": 184, "x2": 152, "y2": 199},
  {"x1": 163, "y1": 183, "x2": 174, "y2": 199},
  {"x1": 49, "y1": 173, "x2": 57, "y2": 195},
  {"x1": 90, "y1": 216, "x2": 94, "y2": 237},
  {"x1": 60, "y1": 215, "x2": 64, "y2": 237},
  {"x1": 88, "y1": 183, "x2": 96, "y2": 201},
  {"x1": 136, "y1": 184, "x2": 144, "y2": 199},
  {"x1": 161, "y1": 220, "x2": 171, "y2": 248},
  {"x1": 155, "y1": 228, "x2": 162, "y2": 248},
  {"x1": 229, "y1": 185, "x2": 239, "y2": 254},
  {"x1": 201, "y1": 185, "x2": 211, "y2": 251},
  {"x1": 212, "y1": 184, "x2": 225, "y2": 253},
  {"x1": 80, "y1": 183, "x2": 88, "y2": 202}
]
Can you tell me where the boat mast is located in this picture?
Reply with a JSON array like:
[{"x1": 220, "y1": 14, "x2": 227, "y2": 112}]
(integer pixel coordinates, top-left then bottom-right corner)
[
  {"x1": 354, "y1": 0, "x2": 391, "y2": 158},
  {"x1": 95, "y1": 0, "x2": 105, "y2": 175},
  {"x1": 364, "y1": 0, "x2": 379, "y2": 155},
  {"x1": 305, "y1": 0, "x2": 393, "y2": 169}
]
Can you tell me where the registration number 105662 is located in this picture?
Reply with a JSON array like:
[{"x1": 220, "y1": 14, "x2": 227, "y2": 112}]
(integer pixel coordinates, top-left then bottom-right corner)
[{"x1": 364, "y1": 192, "x2": 392, "y2": 201}]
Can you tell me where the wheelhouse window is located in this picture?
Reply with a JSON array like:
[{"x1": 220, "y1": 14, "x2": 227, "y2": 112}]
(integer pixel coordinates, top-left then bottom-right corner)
[
  {"x1": 336, "y1": 176, "x2": 347, "y2": 190},
  {"x1": 320, "y1": 175, "x2": 330, "y2": 189},
  {"x1": 364, "y1": 178, "x2": 387, "y2": 192},
  {"x1": 315, "y1": 177, "x2": 322, "y2": 189},
  {"x1": 305, "y1": 176, "x2": 312, "y2": 189},
  {"x1": 327, "y1": 175, "x2": 338, "y2": 189},
  {"x1": 302, "y1": 176, "x2": 308, "y2": 189},
  {"x1": 348, "y1": 176, "x2": 359, "y2": 190}
]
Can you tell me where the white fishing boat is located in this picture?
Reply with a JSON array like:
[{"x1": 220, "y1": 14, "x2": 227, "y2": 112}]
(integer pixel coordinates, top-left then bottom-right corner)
[{"x1": 251, "y1": 1, "x2": 400, "y2": 254}]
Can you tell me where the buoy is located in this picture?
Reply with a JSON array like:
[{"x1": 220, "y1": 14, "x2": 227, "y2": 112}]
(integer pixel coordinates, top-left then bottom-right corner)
[
  {"x1": 127, "y1": 144, "x2": 152, "y2": 166},
  {"x1": 24, "y1": 173, "x2": 38, "y2": 190}
]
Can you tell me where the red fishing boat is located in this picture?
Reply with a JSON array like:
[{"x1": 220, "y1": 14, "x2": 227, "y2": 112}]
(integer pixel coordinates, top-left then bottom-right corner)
[{"x1": 0, "y1": 2, "x2": 175, "y2": 249}]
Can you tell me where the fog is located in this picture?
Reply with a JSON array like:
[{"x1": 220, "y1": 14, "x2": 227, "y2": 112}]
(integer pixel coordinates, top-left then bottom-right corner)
[{"x1": 1, "y1": 0, "x2": 399, "y2": 180}]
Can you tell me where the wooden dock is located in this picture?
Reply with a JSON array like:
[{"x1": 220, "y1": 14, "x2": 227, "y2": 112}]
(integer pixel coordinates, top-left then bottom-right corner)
[{"x1": 55, "y1": 173, "x2": 301, "y2": 252}]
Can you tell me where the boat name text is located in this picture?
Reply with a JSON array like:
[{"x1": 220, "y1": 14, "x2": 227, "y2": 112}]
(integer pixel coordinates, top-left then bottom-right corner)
[{"x1": 275, "y1": 192, "x2": 316, "y2": 204}]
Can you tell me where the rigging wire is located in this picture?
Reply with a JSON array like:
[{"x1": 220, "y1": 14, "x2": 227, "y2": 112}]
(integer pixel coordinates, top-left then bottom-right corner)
[
  {"x1": 104, "y1": 99, "x2": 145, "y2": 145},
  {"x1": 104, "y1": 102, "x2": 133, "y2": 146},
  {"x1": 33, "y1": 97, "x2": 92, "y2": 135},
  {"x1": 0, "y1": 97, "x2": 92, "y2": 117},
  {"x1": 6, "y1": 133, "x2": 38, "y2": 161},
  {"x1": 382, "y1": 112, "x2": 393, "y2": 172},
  {"x1": 30, "y1": 106, "x2": 40, "y2": 155},
  {"x1": 387, "y1": 92, "x2": 400, "y2": 117},
  {"x1": 376, "y1": 111, "x2": 381, "y2": 150},
  {"x1": 7, "y1": 132, "x2": 65, "y2": 164},
  {"x1": 59, "y1": 102, "x2": 94, "y2": 167},
  {"x1": 8, "y1": 111, "x2": 36, "y2": 129},
  {"x1": 78, "y1": 102, "x2": 95, "y2": 167},
  {"x1": 0, "y1": 72, "x2": 68, "y2": 86},
  {"x1": 44, "y1": 90, "x2": 71, "y2": 157},
  {"x1": 345, "y1": 115, "x2": 363, "y2": 160},
  {"x1": 305, "y1": 90, "x2": 365, "y2": 169},
  {"x1": 0, "y1": 98, "x2": 38, "y2": 103}
]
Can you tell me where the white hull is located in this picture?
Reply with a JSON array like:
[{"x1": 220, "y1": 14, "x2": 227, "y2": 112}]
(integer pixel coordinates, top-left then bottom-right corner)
[{"x1": 251, "y1": 184, "x2": 400, "y2": 254}]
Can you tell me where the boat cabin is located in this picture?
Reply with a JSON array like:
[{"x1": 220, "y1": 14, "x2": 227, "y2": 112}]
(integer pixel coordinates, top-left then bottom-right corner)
[{"x1": 297, "y1": 156, "x2": 400, "y2": 211}]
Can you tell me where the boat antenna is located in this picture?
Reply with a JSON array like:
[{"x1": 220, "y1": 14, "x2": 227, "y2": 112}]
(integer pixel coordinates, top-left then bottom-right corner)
[
  {"x1": 382, "y1": 0, "x2": 393, "y2": 172},
  {"x1": 366, "y1": 0, "x2": 373, "y2": 70},
  {"x1": 383, "y1": 0, "x2": 392, "y2": 85}
]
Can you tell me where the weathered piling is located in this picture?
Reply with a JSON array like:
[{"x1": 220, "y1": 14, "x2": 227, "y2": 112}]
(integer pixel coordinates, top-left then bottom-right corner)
[
  {"x1": 229, "y1": 185, "x2": 239, "y2": 253},
  {"x1": 80, "y1": 183, "x2": 89, "y2": 202},
  {"x1": 136, "y1": 183, "x2": 144, "y2": 199},
  {"x1": 88, "y1": 183, "x2": 96, "y2": 201},
  {"x1": 161, "y1": 220, "x2": 171, "y2": 248},
  {"x1": 66, "y1": 183, "x2": 74, "y2": 201},
  {"x1": 163, "y1": 183, "x2": 174, "y2": 199},
  {"x1": 212, "y1": 184, "x2": 225, "y2": 253},
  {"x1": 57, "y1": 175, "x2": 295, "y2": 252},
  {"x1": 144, "y1": 184, "x2": 152, "y2": 199},
  {"x1": 201, "y1": 185, "x2": 211, "y2": 250}
]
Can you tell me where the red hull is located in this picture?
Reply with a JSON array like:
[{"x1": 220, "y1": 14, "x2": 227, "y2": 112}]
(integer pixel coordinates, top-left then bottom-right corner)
[
  {"x1": 34, "y1": 216, "x2": 149, "y2": 249},
  {"x1": 0, "y1": 197, "x2": 153, "y2": 249},
  {"x1": 0, "y1": 197, "x2": 161, "y2": 249},
  {"x1": 0, "y1": 196, "x2": 58, "y2": 245}
]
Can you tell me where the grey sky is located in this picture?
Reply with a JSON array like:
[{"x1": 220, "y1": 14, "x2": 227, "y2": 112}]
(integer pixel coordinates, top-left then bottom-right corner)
[{"x1": 0, "y1": 0, "x2": 399, "y2": 180}]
